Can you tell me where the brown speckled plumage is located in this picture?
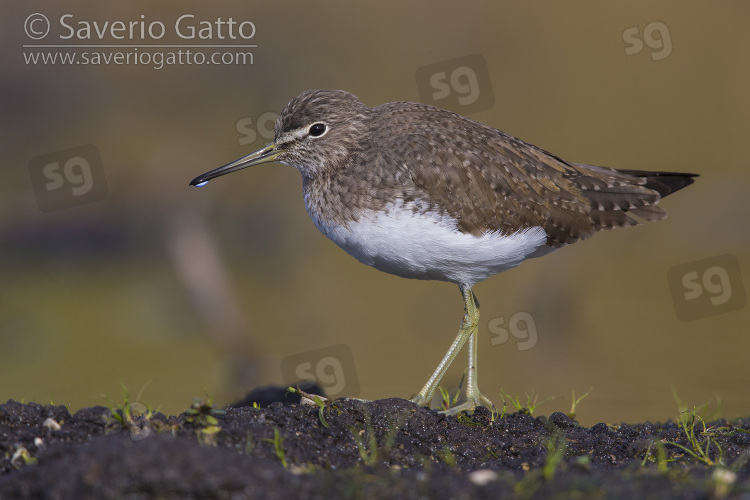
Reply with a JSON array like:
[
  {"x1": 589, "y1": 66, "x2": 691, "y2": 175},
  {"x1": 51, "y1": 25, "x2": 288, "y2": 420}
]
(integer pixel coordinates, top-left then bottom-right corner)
[
  {"x1": 189, "y1": 89, "x2": 698, "y2": 413},
  {"x1": 277, "y1": 90, "x2": 695, "y2": 248}
]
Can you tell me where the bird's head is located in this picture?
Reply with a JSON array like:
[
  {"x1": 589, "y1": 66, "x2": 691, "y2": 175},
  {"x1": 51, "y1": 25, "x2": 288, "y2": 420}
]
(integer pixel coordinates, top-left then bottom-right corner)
[{"x1": 189, "y1": 89, "x2": 369, "y2": 187}]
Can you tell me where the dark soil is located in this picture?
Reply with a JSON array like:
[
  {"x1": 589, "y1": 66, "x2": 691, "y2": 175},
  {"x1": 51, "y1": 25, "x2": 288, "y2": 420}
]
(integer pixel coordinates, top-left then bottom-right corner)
[{"x1": 1, "y1": 392, "x2": 749, "y2": 499}]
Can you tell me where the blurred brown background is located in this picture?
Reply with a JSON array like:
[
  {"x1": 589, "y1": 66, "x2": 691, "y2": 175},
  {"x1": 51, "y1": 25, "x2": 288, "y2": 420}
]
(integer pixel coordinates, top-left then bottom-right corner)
[{"x1": 1, "y1": 1, "x2": 748, "y2": 426}]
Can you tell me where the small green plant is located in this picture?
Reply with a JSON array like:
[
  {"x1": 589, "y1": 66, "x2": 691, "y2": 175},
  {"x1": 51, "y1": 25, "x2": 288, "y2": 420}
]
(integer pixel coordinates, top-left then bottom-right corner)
[
  {"x1": 567, "y1": 388, "x2": 591, "y2": 420},
  {"x1": 483, "y1": 447, "x2": 500, "y2": 460},
  {"x1": 666, "y1": 391, "x2": 726, "y2": 466},
  {"x1": 438, "y1": 373, "x2": 464, "y2": 411},
  {"x1": 500, "y1": 389, "x2": 554, "y2": 415},
  {"x1": 438, "y1": 386, "x2": 461, "y2": 411},
  {"x1": 351, "y1": 405, "x2": 380, "y2": 466},
  {"x1": 490, "y1": 401, "x2": 506, "y2": 422},
  {"x1": 438, "y1": 445, "x2": 457, "y2": 467},
  {"x1": 262, "y1": 428, "x2": 287, "y2": 468},
  {"x1": 672, "y1": 388, "x2": 723, "y2": 421},
  {"x1": 288, "y1": 387, "x2": 330, "y2": 428},
  {"x1": 238, "y1": 431, "x2": 255, "y2": 455},
  {"x1": 641, "y1": 439, "x2": 670, "y2": 472},
  {"x1": 185, "y1": 397, "x2": 225, "y2": 445},
  {"x1": 455, "y1": 411, "x2": 482, "y2": 427},
  {"x1": 542, "y1": 430, "x2": 567, "y2": 481},
  {"x1": 507, "y1": 428, "x2": 568, "y2": 498},
  {"x1": 670, "y1": 409, "x2": 724, "y2": 466},
  {"x1": 349, "y1": 403, "x2": 406, "y2": 467},
  {"x1": 354, "y1": 426, "x2": 379, "y2": 467},
  {"x1": 100, "y1": 382, "x2": 155, "y2": 437}
]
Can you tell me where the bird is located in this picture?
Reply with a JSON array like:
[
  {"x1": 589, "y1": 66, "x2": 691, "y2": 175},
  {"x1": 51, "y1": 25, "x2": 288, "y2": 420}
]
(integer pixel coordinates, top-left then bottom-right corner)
[{"x1": 190, "y1": 89, "x2": 697, "y2": 415}]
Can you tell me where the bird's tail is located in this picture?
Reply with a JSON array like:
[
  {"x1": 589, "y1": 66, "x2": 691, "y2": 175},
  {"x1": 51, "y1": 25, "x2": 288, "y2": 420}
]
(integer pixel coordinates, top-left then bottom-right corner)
[
  {"x1": 567, "y1": 163, "x2": 698, "y2": 228},
  {"x1": 609, "y1": 168, "x2": 698, "y2": 198}
]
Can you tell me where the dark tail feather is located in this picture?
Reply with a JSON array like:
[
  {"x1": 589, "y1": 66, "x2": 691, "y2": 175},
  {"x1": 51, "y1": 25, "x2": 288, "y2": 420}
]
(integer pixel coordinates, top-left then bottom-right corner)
[{"x1": 614, "y1": 169, "x2": 699, "y2": 198}]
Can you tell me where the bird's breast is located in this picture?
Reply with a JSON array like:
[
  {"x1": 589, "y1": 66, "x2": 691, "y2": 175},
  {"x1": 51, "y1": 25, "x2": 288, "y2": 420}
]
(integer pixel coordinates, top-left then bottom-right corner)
[{"x1": 304, "y1": 197, "x2": 552, "y2": 287}]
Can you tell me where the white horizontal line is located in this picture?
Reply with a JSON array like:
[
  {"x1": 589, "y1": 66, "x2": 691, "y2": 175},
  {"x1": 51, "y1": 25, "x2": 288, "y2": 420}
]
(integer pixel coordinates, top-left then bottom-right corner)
[{"x1": 23, "y1": 44, "x2": 257, "y2": 48}]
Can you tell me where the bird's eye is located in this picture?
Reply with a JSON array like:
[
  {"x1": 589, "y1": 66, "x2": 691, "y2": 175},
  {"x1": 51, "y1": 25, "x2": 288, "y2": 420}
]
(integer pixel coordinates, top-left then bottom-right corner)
[{"x1": 309, "y1": 123, "x2": 327, "y2": 137}]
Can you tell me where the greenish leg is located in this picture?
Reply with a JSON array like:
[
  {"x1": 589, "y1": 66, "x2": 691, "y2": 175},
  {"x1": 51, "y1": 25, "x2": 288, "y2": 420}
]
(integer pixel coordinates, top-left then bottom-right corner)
[
  {"x1": 452, "y1": 316, "x2": 495, "y2": 415},
  {"x1": 411, "y1": 285, "x2": 495, "y2": 414}
]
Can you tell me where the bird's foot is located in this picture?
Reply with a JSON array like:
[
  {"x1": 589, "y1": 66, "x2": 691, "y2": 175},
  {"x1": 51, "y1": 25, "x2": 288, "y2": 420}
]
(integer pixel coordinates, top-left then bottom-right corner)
[
  {"x1": 410, "y1": 391, "x2": 495, "y2": 416},
  {"x1": 440, "y1": 390, "x2": 495, "y2": 416}
]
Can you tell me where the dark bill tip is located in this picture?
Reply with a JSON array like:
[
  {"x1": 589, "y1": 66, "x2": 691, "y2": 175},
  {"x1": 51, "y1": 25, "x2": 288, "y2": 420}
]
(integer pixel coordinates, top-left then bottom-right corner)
[{"x1": 189, "y1": 143, "x2": 281, "y2": 187}]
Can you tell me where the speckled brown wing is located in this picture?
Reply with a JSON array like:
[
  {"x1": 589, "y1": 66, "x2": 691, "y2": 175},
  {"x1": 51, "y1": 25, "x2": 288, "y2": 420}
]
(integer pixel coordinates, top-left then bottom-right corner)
[{"x1": 374, "y1": 102, "x2": 696, "y2": 247}]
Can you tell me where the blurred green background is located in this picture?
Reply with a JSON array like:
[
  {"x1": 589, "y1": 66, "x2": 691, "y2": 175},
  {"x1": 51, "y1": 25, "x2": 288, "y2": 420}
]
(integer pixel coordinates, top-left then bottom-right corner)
[{"x1": 2, "y1": 1, "x2": 748, "y2": 426}]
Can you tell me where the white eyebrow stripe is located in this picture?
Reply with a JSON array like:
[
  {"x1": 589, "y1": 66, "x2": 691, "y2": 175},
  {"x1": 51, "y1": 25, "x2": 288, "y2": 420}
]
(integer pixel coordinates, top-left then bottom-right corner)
[{"x1": 277, "y1": 126, "x2": 309, "y2": 146}]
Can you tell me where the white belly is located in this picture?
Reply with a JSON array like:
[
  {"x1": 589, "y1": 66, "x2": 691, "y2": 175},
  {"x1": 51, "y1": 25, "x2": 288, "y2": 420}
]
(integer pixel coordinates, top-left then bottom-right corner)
[{"x1": 308, "y1": 200, "x2": 553, "y2": 287}]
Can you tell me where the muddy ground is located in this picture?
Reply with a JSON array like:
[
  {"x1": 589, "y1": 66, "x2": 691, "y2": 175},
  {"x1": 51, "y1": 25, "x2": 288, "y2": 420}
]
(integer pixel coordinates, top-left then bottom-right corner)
[{"x1": 0, "y1": 389, "x2": 749, "y2": 499}]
